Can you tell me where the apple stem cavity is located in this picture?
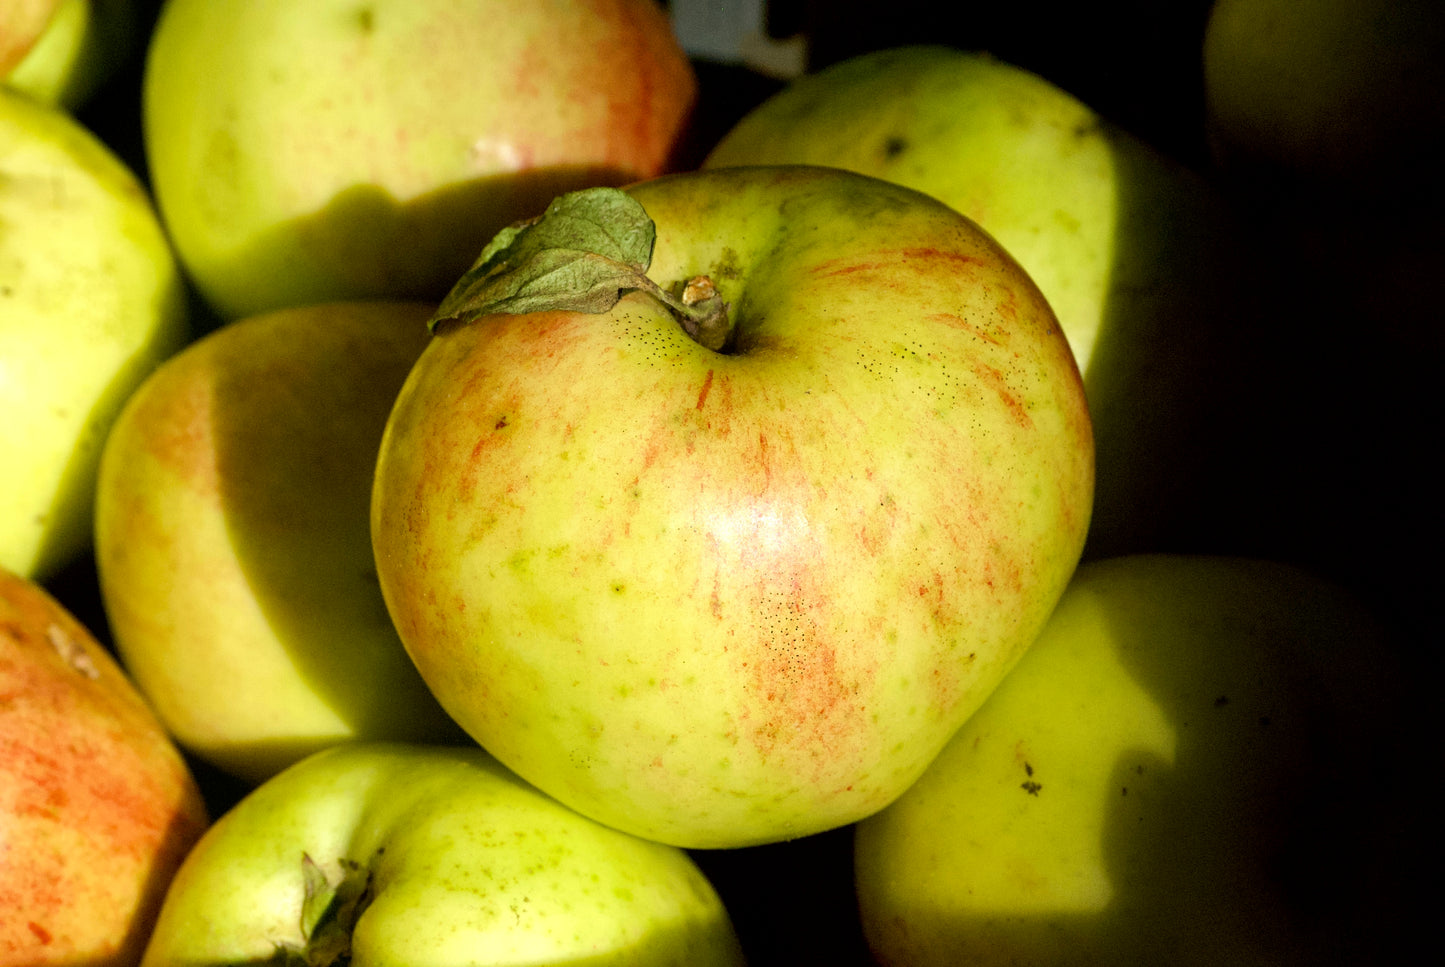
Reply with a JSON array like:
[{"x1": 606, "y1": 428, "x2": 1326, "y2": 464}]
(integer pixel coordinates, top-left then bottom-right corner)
[
  {"x1": 428, "y1": 187, "x2": 735, "y2": 352},
  {"x1": 272, "y1": 853, "x2": 376, "y2": 967}
]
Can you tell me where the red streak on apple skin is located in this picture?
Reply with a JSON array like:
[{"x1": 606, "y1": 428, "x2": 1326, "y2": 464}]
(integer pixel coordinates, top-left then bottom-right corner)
[
  {"x1": 809, "y1": 247, "x2": 985, "y2": 279},
  {"x1": 927, "y1": 311, "x2": 1008, "y2": 347},
  {"x1": 972, "y1": 362, "x2": 1034, "y2": 430},
  {"x1": 696, "y1": 369, "x2": 715, "y2": 410}
]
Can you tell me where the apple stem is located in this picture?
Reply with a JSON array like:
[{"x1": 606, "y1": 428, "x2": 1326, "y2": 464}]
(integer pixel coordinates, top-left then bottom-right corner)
[{"x1": 653, "y1": 274, "x2": 733, "y2": 352}]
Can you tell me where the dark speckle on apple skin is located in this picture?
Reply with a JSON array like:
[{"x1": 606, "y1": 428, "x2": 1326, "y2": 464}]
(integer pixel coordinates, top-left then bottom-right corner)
[{"x1": 881, "y1": 135, "x2": 910, "y2": 160}]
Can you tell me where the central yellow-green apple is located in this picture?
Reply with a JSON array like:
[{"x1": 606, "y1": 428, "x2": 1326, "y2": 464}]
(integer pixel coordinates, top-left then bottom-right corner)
[
  {"x1": 854, "y1": 554, "x2": 1412, "y2": 966},
  {"x1": 704, "y1": 47, "x2": 1257, "y2": 558},
  {"x1": 94, "y1": 301, "x2": 467, "y2": 786},
  {"x1": 141, "y1": 0, "x2": 697, "y2": 321},
  {"x1": 140, "y1": 742, "x2": 746, "y2": 966},
  {"x1": 1, "y1": 85, "x2": 189, "y2": 582},
  {"x1": 370, "y1": 166, "x2": 1095, "y2": 849}
]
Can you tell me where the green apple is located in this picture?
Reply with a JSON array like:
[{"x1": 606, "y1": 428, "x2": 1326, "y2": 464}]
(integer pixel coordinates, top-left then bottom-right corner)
[
  {"x1": 142, "y1": 0, "x2": 698, "y2": 321},
  {"x1": 4, "y1": 0, "x2": 141, "y2": 109},
  {"x1": 1, "y1": 564, "x2": 209, "y2": 967},
  {"x1": 140, "y1": 741, "x2": 745, "y2": 966},
  {"x1": 0, "y1": 85, "x2": 189, "y2": 582},
  {"x1": 1203, "y1": 0, "x2": 1445, "y2": 193},
  {"x1": 371, "y1": 168, "x2": 1095, "y2": 849},
  {"x1": 854, "y1": 553, "x2": 1411, "y2": 966},
  {"x1": 703, "y1": 46, "x2": 1259, "y2": 558},
  {"x1": 94, "y1": 300, "x2": 467, "y2": 786}
]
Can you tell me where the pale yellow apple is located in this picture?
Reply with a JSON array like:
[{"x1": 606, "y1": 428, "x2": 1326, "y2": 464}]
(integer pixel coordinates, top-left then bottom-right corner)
[
  {"x1": 0, "y1": 85, "x2": 189, "y2": 581},
  {"x1": 142, "y1": 0, "x2": 698, "y2": 320},
  {"x1": 140, "y1": 743, "x2": 746, "y2": 966},
  {"x1": 0, "y1": 565, "x2": 209, "y2": 967},
  {"x1": 94, "y1": 300, "x2": 467, "y2": 785},
  {"x1": 704, "y1": 46, "x2": 1259, "y2": 558},
  {"x1": 854, "y1": 554, "x2": 1410, "y2": 966}
]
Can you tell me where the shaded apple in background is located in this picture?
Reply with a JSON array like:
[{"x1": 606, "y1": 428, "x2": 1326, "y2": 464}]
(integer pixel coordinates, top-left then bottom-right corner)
[
  {"x1": 1, "y1": 565, "x2": 209, "y2": 967},
  {"x1": 371, "y1": 168, "x2": 1094, "y2": 849},
  {"x1": 1202, "y1": 0, "x2": 1445, "y2": 196},
  {"x1": 140, "y1": 742, "x2": 746, "y2": 967},
  {"x1": 703, "y1": 46, "x2": 1262, "y2": 560},
  {"x1": 854, "y1": 554, "x2": 1415, "y2": 966},
  {"x1": 94, "y1": 301, "x2": 467, "y2": 786},
  {"x1": 141, "y1": 0, "x2": 698, "y2": 321},
  {"x1": 0, "y1": 85, "x2": 189, "y2": 583},
  {"x1": 3, "y1": 0, "x2": 144, "y2": 109}
]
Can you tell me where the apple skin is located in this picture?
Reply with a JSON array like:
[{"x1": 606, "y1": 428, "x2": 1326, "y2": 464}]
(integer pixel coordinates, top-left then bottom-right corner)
[
  {"x1": 140, "y1": 742, "x2": 746, "y2": 966},
  {"x1": 1203, "y1": 0, "x2": 1445, "y2": 194},
  {"x1": 0, "y1": 85, "x2": 190, "y2": 582},
  {"x1": 854, "y1": 554, "x2": 1411, "y2": 967},
  {"x1": 371, "y1": 165, "x2": 1095, "y2": 849},
  {"x1": 142, "y1": 0, "x2": 698, "y2": 321},
  {"x1": 0, "y1": 0, "x2": 59, "y2": 75},
  {"x1": 703, "y1": 46, "x2": 1259, "y2": 559},
  {"x1": 0, "y1": 565, "x2": 210, "y2": 967},
  {"x1": 94, "y1": 300, "x2": 468, "y2": 786}
]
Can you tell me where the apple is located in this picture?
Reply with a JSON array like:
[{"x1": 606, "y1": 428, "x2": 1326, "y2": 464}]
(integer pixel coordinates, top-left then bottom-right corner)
[
  {"x1": 1202, "y1": 0, "x2": 1445, "y2": 195},
  {"x1": 853, "y1": 553, "x2": 1414, "y2": 966},
  {"x1": 370, "y1": 167, "x2": 1095, "y2": 849},
  {"x1": 140, "y1": 741, "x2": 746, "y2": 966},
  {"x1": 0, "y1": 0, "x2": 57, "y2": 76},
  {"x1": 3, "y1": 0, "x2": 142, "y2": 109},
  {"x1": 702, "y1": 46, "x2": 1261, "y2": 558},
  {"x1": 1, "y1": 564, "x2": 209, "y2": 967},
  {"x1": 141, "y1": 0, "x2": 698, "y2": 321},
  {"x1": 94, "y1": 300, "x2": 468, "y2": 786},
  {"x1": 0, "y1": 85, "x2": 189, "y2": 582}
]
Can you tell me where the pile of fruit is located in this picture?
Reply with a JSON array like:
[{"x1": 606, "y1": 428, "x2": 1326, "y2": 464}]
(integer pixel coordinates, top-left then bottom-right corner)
[{"x1": 4, "y1": 1, "x2": 1438, "y2": 964}]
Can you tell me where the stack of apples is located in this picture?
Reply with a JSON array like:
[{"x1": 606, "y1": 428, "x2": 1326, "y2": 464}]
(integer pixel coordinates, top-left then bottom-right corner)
[{"x1": 3, "y1": 0, "x2": 1436, "y2": 964}]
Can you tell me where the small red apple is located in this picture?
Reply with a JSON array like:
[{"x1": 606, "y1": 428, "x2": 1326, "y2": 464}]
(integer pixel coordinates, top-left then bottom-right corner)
[{"x1": 0, "y1": 566, "x2": 209, "y2": 967}]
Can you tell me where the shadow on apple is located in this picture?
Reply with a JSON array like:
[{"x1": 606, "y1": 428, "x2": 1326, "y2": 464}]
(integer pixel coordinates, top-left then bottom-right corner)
[
  {"x1": 193, "y1": 314, "x2": 470, "y2": 776},
  {"x1": 186, "y1": 162, "x2": 648, "y2": 322},
  {"x1": 857, "y1": 559, "x2": 1415, "y2": 966},
  {"x1": 1079, "y1": 129, "x2": 1265, "y2": 563}
]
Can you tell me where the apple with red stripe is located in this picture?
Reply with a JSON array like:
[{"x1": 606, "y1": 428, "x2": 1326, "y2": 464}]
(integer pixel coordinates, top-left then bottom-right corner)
[{"x1": 371, "y1": 166, "x2": 1094, "y2": 848}]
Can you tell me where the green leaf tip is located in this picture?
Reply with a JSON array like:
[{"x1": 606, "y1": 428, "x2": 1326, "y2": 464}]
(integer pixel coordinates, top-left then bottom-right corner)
[
  {"x1": 429, "y1": 186, "x2": 658, "y2": 332},
  {"x1": 427, "y1": 185, "x2": 738, "y2": 353}
]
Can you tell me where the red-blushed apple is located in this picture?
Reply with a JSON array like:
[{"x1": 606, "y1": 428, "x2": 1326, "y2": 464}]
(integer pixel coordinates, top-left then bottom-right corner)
[
  {"x1": 142, "y1": 0, "x2": 698, "y2": 320},
  {"x1": 94, "y1": 301, "x2": 468, "y2": 787},
  {"x1": 0, "y1": 0, "x2": 58, "y2": 75},
  {"x1": 0, "y1": 565, "x2": 209, "y2": 967},
  {"x1": 370, "y1": 168, "x2": 1095, "y2": 849},
  {"x1": 139, "y1": 742, "x2": 746, "y2": 966}
]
